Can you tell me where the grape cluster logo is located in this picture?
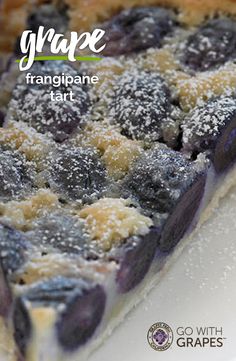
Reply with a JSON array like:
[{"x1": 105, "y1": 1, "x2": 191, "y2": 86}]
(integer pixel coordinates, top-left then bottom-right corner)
[{"x1": 147, "y1": 322, "x2": 173, "y2": 351}]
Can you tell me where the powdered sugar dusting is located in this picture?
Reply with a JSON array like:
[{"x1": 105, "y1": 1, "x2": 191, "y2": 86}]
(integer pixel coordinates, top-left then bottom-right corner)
[
  {"x1": 182, "y1": 96, "x2": 236, "y2": 151},
  {"x1": 108, "y1": 69, "x2": 171, "y2": 141}
]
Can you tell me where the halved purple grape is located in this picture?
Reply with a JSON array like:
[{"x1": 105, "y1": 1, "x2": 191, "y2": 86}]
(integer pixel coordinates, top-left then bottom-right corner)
[
  {"x1": 123, "y1": 145, "x2": 204, "y2": 213},
  {"x1": 0, "y1": 148, "x2": 34, "y2": 201},
  {"x1": 182, "y1": 97, "x2": 236, "y2": 172},
  {"x1": 109, "y1": 71, "x2": 171, "y2": 141},
  {"x1": 56, "y1": 283, "x2": 106, "y2": 350},
  {"x1": 111, "y1": 227, "x2": 160, "y2": 293},
  {"x1": 26, "y1": 213, "x2": 100, "y2": 258},
  {"x1": 10, "y1": 62, "x2": 89, "y2": 142},
  {"x1": 13, "y1": 277, "x2": 106, "y2": 352},
  {"x1": 159, "y1": 172, "x2": 206, "y2": 251},
  {"x1": 0, "y1": 223, "x2": 28, "y2": 275},
  {"x1": 47, "y1": 146, "x2": 108, "y2": 203},
  {"x1": 0, "y1": 263, "x2": 12, "y2": 316},
  {"x1": 122, "y1": 145, "x2": 207, "y2": 251},
  {"x1": 102, "y1": 7, "x2": 176, "y2": 56},
  {"x1": 182, "y1": 18, "x2": 236, "y2": 71},
  {"x1": 13, "y1": 297, "x2": 32, "y2": 357}
]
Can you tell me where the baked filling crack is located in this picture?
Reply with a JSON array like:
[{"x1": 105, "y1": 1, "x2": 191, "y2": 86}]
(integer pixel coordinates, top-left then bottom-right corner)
[{"x1": 1, "y1": 1, "x2": 236, "y2": 360}]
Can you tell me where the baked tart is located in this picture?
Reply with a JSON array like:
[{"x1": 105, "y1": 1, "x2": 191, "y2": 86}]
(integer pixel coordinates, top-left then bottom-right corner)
[{"x1": 1, "y1": 0, "x2": 236, "y2": 360}]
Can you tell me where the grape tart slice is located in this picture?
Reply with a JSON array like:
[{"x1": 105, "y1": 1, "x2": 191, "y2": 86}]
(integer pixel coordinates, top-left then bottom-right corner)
[{"x1": 1, "y1": 1, "x2": 236, "y2": 361}]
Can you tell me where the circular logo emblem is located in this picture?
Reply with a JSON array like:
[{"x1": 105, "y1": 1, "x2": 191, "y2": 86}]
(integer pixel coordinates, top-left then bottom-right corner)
[{"x1": 147, "y1": 322, "x2": 173, "y2": 351}]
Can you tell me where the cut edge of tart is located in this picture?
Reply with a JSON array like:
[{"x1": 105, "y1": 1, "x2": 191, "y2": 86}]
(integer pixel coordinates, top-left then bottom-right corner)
[
  {"x1": 67, "y1": 162, "x2": 236, "y2": 361},
  {"x1": 1, "y1": 162, "x2": 235, "y2": 361}
]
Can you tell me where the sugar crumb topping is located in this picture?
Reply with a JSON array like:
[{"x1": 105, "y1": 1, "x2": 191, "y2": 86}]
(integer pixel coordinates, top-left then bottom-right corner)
[
  {"x1": 76, "y1": 122, "x2": 143, "y2": 179},
  {"x1": 79, "y1": 198, "x2": 153, "y2": 251},
  {"x1": 0, "y1": 189, "x2": 59, "y2": 229}
]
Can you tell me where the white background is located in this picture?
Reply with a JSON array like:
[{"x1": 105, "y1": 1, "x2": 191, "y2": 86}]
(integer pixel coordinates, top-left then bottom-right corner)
[{"x1": 89, "y1": 186, "x2": 236, "y2": 361}]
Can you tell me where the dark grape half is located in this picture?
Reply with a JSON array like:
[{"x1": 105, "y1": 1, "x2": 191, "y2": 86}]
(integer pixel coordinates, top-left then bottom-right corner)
[
  {"x1": 102, "y1": 7, "x2": 176, "y2": 56},
  {"x1": 0, "y1": 148, "x2": 34, "y2": 201},
  {"x1": 47, "y1": 146, "x2": 108, "y2": 202},
  {"x1": 110, "y1": 71, "x2": 171, "y2": 141},
  {"x1": 113, "y1": 227, "x2": 160, "y2": 293},
  {"x1": 182, "y1": 18, "x2": 236, "y2": 71},
  {"x1": 56, "y1": 283, "x2": 106, "y2": 350},
  {"x1": 159, "y1": 172, "x2": 206, "y2": 251},
  {"x1": 10, "y1": 62, "x2": 89, "y2": 142},
  {"x1": 13, "y1": 297, "x2": 32, "y2": 357},
  {"x1": 13, "y1": 277, "x2": 106, "y2": 352},
  {"x1": 182, "y1": 97, "x2": 236, "y2": 172}
]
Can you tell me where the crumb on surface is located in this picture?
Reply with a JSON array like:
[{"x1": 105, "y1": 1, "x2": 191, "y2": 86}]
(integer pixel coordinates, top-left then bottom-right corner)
[
  {"x1": 0, "y1": 189, "x2": 59, "y2": 230},
  {"x1": 79, "y1": 198, "x2": 153, "y2": 251}
]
